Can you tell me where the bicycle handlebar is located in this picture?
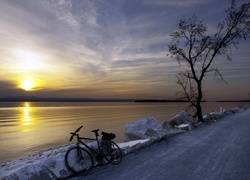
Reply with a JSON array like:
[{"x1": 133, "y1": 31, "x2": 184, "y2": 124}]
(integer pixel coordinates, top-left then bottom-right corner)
[
  {"x1": 69, "y1": 126, "x2": 83, "y2": 142},
  {"x1": 68, "y1": 126, "x2": 101, "y2": 142},
  {"x1": 75, "y1": 126, "x2": 83, "y2": 133}
]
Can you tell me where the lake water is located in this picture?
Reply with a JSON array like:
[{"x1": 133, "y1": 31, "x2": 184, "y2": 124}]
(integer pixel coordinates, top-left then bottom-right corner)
[{"x1": 0, "y1": 101, "x2": 247, "y2": 164}]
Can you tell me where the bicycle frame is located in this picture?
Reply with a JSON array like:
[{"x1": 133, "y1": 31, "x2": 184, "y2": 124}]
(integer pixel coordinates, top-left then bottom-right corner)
[{"x1": 75, "y1": 134, "x2": 103, "y2": 157}]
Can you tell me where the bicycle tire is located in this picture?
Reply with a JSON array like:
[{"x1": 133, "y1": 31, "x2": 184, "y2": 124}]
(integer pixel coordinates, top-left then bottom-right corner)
[
  {"x1": 101, "y1": 141, "x2": 122, "y2": 164},
  {"x1": 65, "y1": 146, "x2": 94, "y2": 173}
]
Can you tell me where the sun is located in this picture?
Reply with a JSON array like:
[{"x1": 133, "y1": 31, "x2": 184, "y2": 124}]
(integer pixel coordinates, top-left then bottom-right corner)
[{"x1": 21, "y1": 80, "x2": 35, "y2": 91}]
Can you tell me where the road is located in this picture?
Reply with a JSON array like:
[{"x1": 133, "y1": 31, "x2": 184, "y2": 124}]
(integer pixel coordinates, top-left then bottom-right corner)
[{"x1": 69, "y1": 108, "x2": 250, "y2": 180}]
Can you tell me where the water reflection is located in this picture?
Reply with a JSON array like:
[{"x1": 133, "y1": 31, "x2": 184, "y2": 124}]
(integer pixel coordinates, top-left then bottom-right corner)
[{"x1": 20, "y1": 102, "x2": 35, "y2": 132}]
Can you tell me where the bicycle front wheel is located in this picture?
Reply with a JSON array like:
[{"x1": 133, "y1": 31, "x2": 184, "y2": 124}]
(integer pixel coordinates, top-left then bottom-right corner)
[
  {"x1": 65, "y1": 146, "x2": 93, "y2": 173},
  {"x1": 101, "y1": 141, "x2": 123, "y2": 164}
]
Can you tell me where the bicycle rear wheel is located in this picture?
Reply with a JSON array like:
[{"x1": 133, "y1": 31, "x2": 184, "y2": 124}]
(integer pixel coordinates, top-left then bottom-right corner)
[
  {"x1": 65, "y1": 146, "x2": 93, "y2": 173},
  {"x1": 101, "y1": 141, "x2": 122, "y2": 164}
]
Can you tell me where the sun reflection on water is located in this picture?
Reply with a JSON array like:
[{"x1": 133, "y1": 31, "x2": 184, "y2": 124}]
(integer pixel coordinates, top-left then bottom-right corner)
[{"x1": 20, "y1": 102, "x2": 35, "y2": 132}]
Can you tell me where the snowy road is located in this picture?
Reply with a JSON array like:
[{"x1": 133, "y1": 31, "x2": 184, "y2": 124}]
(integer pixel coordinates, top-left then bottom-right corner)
[{"x1": 69, "y1": 108, "x2": 250, "y2": 180}]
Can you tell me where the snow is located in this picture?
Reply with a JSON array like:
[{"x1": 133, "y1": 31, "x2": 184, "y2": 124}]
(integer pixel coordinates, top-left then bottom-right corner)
[
  {"x1": 166, "y1": 110, "x2": 194, "y2": 130},
  {"x1": 0, "y1": 139, "x2": 155, "y2": 180},
  {"x1": 118, "y1": 139, "x2": 150, "y2": 148},
  {"x1": 124, "y1": 116, "x2": 163, "y2": 141},
  {"x1": 177, "y1": 124, "x2": 190, "y2": 130},
  {"x1": 0, "y1": 144, "x2": 73, "y2": 179}
]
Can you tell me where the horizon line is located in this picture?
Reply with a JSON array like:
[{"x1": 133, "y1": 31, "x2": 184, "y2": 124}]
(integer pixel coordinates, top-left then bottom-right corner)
[{"x1": 0, "y1": 96, "x2": 249, "y2": 103}]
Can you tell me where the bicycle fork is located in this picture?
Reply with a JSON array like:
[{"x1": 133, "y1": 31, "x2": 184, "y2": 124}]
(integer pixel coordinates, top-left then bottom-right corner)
[{"x1": 76, "y1": 144, "x2": 85, "y2": 163}]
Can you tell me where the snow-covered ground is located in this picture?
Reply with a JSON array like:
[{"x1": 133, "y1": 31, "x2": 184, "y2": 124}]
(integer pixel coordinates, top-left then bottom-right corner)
[{"x1": 0, "y1": 138, "x2": 158, "y2": 180}]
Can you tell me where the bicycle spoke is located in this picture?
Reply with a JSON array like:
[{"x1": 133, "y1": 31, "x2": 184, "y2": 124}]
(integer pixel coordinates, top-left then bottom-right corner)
[
  {"x1": 101, "y1": 141, "x2": 122, "y2": 164},
  {"x1": 65, "y1": 147, "x2": 93, "y2": 173}
]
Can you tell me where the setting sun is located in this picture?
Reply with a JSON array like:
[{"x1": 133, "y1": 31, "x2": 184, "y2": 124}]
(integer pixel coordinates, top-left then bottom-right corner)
[{"x1": 21, "y1": 80, "x2": 35, "y2": 91}]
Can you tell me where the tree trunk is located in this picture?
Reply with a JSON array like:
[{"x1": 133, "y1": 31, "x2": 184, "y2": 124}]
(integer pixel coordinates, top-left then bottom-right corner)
[
  {"x1": 196, "y1": 81, "x2": 205, "y2": 123},
  {"x1": 196, "y1": 103, "x2": 204, "y2": 123}
]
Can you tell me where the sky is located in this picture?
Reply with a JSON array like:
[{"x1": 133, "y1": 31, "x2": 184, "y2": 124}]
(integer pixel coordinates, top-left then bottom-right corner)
[{"x1": 0, "y1": 0, "x2": 249, "y2": 100}]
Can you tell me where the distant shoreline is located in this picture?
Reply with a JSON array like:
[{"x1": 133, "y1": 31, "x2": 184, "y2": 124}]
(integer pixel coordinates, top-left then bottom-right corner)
[
  {"x1": 0, "y1": 98, "x2": 133, "y2": 102},
  {"x1": 135, "y1": 100, "x2": 250, "y2": 103},
  {"x1": 0, "y1": 96, "x2": 249, "y2": 102},
  {"x1": 134, "y1": 99, "x2": 188, "y2": 102}
]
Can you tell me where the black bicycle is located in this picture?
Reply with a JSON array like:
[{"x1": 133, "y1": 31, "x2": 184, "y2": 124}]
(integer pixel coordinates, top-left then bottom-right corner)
[{"x1": 65, "y1": 126, "x2": 122, "y2": 173}]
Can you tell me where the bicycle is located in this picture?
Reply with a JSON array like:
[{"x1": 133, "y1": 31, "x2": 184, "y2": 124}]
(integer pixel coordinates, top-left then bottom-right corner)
[{"x1": 65, "y1": 126, "x2": 122, "y2": 173}]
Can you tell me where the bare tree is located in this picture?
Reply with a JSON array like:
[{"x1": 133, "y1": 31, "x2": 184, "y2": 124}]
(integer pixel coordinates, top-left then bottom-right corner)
[{"x1": 167, "y1": 0, "x2": 250, "y2": 123}]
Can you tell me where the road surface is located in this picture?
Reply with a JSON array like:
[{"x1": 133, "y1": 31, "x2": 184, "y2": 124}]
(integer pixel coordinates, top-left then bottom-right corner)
[{"x1": 69, "y1": 108, "x2": 250, "y2": 180}]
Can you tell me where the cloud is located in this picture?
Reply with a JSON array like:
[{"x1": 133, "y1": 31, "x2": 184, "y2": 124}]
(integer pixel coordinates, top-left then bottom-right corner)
[
  {"x1": 0, "y1": 0, "x2": 183, "y2": 97},
  {"x1": 0, "y1": 0, "x2": 249, "y2": 100},
  {"x1": 144, "y1": 0, "x2": 216, "y2": 7}
]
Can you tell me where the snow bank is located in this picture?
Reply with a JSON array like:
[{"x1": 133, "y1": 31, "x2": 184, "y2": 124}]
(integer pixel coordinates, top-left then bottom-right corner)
[
  {"x1": 0, "y1": 139, "x2": 160, "y2": 180},
  {"x1": 203, "y1": 106, "x2": 247, "y2": 121},
  {"x1": 124, "y1": 116, "x2": 167, "y2": 141},
  {"x1": 0, "y1": 144, "x2": 72, "y2": 180},
  {"x1": 118, "y1": 139, "x2": 153, "y2": 155},
  {"x1": 163, "y1": 110, "x2": 194, "y2": 131}
]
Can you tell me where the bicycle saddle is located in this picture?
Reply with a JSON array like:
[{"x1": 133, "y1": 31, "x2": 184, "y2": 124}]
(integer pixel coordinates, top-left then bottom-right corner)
[{"x1": 91, "y1": 129, "x2": 99, "y2": 133}]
